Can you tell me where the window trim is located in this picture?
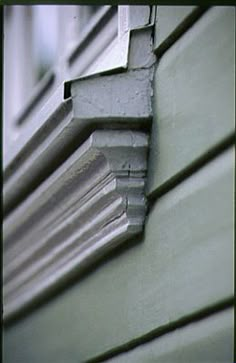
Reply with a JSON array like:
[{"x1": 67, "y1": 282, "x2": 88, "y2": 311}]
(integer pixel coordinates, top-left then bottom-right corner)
[{"x1": 4, "y1": 6, "x2": 118, "y2": 157}]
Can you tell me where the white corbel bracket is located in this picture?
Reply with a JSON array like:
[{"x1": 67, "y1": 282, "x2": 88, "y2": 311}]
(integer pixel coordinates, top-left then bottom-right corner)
[
  {"x1": 3, "y1": 130, "x2": 148, "y2": 322},
  {"x1": 4, "y1": 25, "x2": 155, "y2": 218},
  {"x1": 3, "y1": 24, "x2": 155, "y2": 323}
]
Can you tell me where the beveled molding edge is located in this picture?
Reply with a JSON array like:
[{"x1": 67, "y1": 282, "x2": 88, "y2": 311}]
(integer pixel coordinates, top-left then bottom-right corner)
[
  {"x1": 3, "y1": 24, "x2": 155, "y2": 323},
  {"x1": 3, "y1": 130, "x2": 148, "y2": 322},
  {"x1": 3, "y1": 25, "x2": 155, "y2": 217}
]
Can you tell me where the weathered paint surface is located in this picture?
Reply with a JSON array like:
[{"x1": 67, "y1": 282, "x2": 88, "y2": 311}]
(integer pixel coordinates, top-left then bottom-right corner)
[
  {"x1": 71, "y1": 68, "x2": 154, "y2": 120},
  {"x1": 105, "y1": 308, "x2": 234, "y2": 363},
  {"x1": 3, "y1": 131, "x2": 148, "y2": 321},
  {"x1": 147, "y1": 7, "x2": 235, "y2": 196},
  {"x1": 4, "y1": 147, "x2": 234, "y2": 362},
  {"x1": 4, "y1": 26, "x2": 155, "y2": 217},
  {"x1": 3, "y1": 6, "x2": 234, "y2": 363}
]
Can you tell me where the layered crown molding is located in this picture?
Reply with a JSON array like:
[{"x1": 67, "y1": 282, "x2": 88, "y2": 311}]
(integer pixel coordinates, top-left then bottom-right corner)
[
  {"x1": 3, "y1": 130, "x2": 148, "y2": 321},
  {"x1": 3, "y1": 26, "x2": 155, "y2": 216},
  {"x1": 3, "y1": 24, "x2": 156, "y2": 322}
]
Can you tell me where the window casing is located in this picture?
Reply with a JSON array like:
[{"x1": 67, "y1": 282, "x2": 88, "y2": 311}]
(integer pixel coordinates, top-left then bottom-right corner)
[{"x1": 3, "y1": 5, "x2": 119, "y2": 161}]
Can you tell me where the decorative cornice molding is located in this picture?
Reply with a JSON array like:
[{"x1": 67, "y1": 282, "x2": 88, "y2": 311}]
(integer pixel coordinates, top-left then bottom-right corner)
[
  {"x1": 3, "y1": 24, "x2": 155, "y2": 323},
  {"x1": 3, "y1": 130, "x2": 148, "y2": 321},
  {"x1": 3, "y1": 26, "x2": 155, "y2": 217}
]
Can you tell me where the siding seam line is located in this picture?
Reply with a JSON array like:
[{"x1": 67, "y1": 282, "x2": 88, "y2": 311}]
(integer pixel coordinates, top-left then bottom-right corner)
[
  {"x1": 147, "y1": 132, "x2": 235, "y2": 212},
  {"x1": 154, "y1": 6, "x2": 211, "y2": 59},
  {"x1": 84, "y1": 297, "x2": 234, "y2": 363}
]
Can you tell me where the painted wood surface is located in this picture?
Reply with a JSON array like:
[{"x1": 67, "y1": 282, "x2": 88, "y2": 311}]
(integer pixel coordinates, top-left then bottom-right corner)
[
  {"x1": 3, "y1": 131, "x2": 148, "y2": 321},
  {"x1": 4, "y1": 26, "x2": 155, "y2": 217},
  {"x1": 105, "y1": 308, "x2": 234, "y2": 363},
  {"x1": 154, "y1": 6, "x2": 198, "y2": 54},
  {"x1": 4, "y1": 147, "x2": 234, "y2": 363},
  {"x1": 147, "y1": 7, "x2": 235, "y2": 196}
]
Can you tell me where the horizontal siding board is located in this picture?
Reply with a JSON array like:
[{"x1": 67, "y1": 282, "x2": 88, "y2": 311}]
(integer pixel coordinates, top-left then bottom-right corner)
[
  {"x1": 154, "y1": 6, "x2": 198, "y2": 53},
  {"x1": 3, "y1": 147, "x2": 234, "y2": 363},
  {"x1": 147, "y1": 7, "x2": 235, "y2": 196},
  {"x1": 105, "y1": 308, "x2": 234, "y2": 363}
]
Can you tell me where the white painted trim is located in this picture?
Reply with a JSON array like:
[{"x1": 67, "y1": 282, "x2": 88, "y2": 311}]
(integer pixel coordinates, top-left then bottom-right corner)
[
  {"x1": 4, "y1": 6, "x2": 118, "y2": 156},
  {"x1": 3, "y1": 130, "x2": 148, "y2": 321},
  {"x1": 3, "y1": 26, "x2": 155, "y2": 217},
  {"x1": 3, "y1": 20, "x2": 155, "y2": 322},
  {"x1": 118, "y1": 5, "x2": 152, "y2": 37},
  {"x1": 4, "y1": 6, "x2": 154, "y2": 160}
]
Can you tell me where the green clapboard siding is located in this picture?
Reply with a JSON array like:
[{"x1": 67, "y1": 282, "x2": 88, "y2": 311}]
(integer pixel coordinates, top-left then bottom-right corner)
[
  {"x1": 106, "y1": 308, "x2": 234, "y2": 363},
  {"x1": 154, "y1": 6, "x2": 198, "y2": 53},
  {"x1": 147, "y1": 7, "x2": 235, "y2": 196},
  {"x1": 4, "y1": 147, "x2": 234, "y2": 363}
]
